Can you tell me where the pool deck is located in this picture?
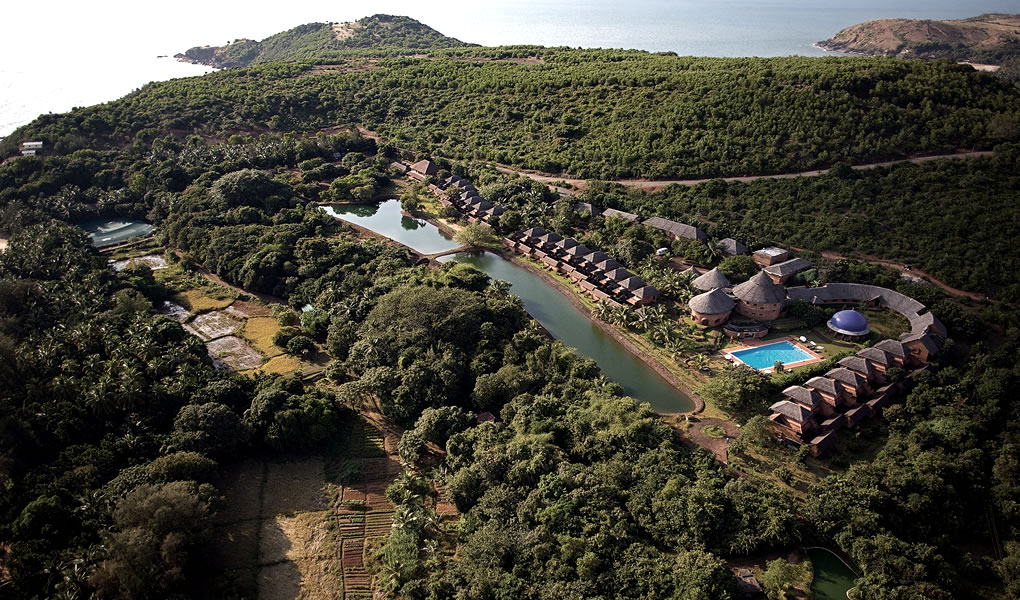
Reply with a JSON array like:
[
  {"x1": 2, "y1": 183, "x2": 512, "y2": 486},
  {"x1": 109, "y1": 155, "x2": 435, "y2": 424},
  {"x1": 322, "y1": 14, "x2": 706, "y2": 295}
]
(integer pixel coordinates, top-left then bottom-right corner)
[{"x1": 722, "y1": 337, "x2": 824, "y2": 373}]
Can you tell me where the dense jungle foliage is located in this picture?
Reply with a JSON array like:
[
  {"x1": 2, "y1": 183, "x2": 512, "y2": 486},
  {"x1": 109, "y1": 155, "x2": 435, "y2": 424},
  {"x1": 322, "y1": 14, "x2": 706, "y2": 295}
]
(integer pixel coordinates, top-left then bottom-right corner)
[
  {"x1": 0, "y1": 133, "x2": 802, "y2": 599},
  {"x1": 5, "y1": 50, "x2": 1019, "y2": 179},
  {"x1": 572, "y1": 145, "x2": 1020, "y2": 297}
]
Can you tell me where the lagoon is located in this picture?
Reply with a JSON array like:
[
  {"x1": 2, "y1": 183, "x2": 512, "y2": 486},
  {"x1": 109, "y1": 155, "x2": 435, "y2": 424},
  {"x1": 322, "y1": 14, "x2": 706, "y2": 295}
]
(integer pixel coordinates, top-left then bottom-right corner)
[{"x1": 321, "y1": 201, "x2": 694, "y2": 412}]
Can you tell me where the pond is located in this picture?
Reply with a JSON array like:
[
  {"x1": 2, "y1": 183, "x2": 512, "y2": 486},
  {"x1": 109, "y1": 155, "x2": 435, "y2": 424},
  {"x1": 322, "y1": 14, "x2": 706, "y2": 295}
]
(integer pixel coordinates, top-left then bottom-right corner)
[
  {"x1": 807, "y1": 547, "x2": 858, "y2": 600},
  {"x1": 441, "y1": 252, "x2": 694, "y2": 413},
  {"x1": 321, "y1": 200, "x2": 693, "y2": 413},
  {"x1": 77, "y1": 218, "x2": 153, "y2": 248},
  {"x1": 320, "y1": 201, "x2": 461, "y2": 255}
]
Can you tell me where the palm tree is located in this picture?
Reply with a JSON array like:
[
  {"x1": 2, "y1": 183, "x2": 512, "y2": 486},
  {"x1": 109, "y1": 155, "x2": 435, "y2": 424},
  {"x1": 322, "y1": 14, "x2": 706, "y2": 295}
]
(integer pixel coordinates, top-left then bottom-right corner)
[
  {"x1": 705, "y1": 239, "x2": 727, "y2": 263},
  {"x1": 593, "y1": 301, "x2": 614, "y2": 322},
  {"x1": 687, "y1": 353, "x2": 711, "y2": 372}
]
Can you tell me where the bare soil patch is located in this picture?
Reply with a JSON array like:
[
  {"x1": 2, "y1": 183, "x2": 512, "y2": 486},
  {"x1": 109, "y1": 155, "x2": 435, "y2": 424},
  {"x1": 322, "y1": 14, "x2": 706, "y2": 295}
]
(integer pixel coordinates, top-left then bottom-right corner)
[
  {"x1": 207, "y1": 336, "x2": 263, "y2": 371},
  {"x1": 227, "y1": 300, "x2": 273, "y2": 318}
]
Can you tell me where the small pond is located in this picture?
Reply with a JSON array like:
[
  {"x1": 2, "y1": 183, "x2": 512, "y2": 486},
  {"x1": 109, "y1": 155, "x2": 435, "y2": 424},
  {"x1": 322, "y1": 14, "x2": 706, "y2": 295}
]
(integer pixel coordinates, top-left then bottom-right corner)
[
  {"x1": 320, "y1": 200, "x2": 460, "y2": 255},
  {"x1": 77, "y1": 218, "x2": 153, "y2": 248},
  {"x1": 807, "y1": 547, "x2": 858, "y2": 600}
]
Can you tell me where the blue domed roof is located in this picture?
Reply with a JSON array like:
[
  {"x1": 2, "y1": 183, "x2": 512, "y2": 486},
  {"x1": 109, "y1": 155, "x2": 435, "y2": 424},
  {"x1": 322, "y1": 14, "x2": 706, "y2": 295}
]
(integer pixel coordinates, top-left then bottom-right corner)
[{"x1": 828, "y1": 310, "x2": 870, "y2": 336}]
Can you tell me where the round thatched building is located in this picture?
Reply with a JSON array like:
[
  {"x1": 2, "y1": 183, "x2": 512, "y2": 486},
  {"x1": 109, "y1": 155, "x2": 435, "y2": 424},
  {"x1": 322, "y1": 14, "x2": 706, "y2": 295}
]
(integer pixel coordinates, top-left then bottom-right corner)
[
  {"x1": 732, "y1": 271, "x2": 787, "y2": 320},
  {"x1": 688, "y1": 288, "x2": 736, "y2": 326}
]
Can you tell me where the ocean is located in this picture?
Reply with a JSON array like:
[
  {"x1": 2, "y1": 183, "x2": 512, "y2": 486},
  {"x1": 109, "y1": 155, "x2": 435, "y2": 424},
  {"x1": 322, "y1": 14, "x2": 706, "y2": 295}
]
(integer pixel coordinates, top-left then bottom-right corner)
[{"x1": 2, "y1": 0, "x2": 1017, "y2": 138}]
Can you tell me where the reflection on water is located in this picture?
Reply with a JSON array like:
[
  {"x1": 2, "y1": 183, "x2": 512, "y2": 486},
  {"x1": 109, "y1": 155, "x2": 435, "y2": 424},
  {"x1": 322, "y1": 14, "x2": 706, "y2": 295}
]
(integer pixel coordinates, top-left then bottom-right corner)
[{"x1": 319, "y1": 200, "x2": 461, "y2": 255}]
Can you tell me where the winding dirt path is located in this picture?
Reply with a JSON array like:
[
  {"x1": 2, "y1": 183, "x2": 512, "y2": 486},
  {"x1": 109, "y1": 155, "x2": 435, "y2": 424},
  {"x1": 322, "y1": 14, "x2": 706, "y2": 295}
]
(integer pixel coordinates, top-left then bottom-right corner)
[{"x1": 494, "y1": 150, "x2": 995, "y2": 193}]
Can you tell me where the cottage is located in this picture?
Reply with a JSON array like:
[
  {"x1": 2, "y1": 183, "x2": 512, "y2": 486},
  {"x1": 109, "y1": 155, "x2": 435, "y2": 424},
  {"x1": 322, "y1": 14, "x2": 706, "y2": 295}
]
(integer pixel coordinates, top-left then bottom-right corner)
[
  {"x1": 581, "y1": 251, "x2": 610, "y2": 270},
  {"x1": 536, "y1": 232, "x2": 563, "y2": 248},
  {"x1": 601, "y1": 208, "x2": 641, "y2": 222},
  {"x1": 843, "y1": 405, "x2": 870, "y2": 428},
  {"x1": 518, "y1": 227, "x2": 547, "y2": 243},
  {"x1": 763, "y1": 257, "x2": 813, "y2": 284},
  {"x1": 769, "y1": 400, "x2": 817, "y2": 439},
  {"x1": 629, "y1": 285, "x2": 660, "y2": 307},
  {"x1": 618, "y1": 276, "x2": 647, "y2": 291},
  {"x1": 20, "y1": 141, "x2": 43, "y2": 156},
  {"x1": 753, "y1": 246, "x2": 790, "y2": 267},
  {"x1": 838, "y1": 356, "x2": 878, "y2": 384},
  {"x1": 554, "y1": 237, "x2": 579, "y2": 252},
  {"x1": 824, "y1": 367, "x2": 870, "y2": 399},
  {"x1": 874, "y1": 339, "x2": 910, "y2": 367},
  {"x1": 688, "y1": 288, "x2": 735, "y2": 326},
  {"x1": 563, "y1": 245, "x2": 592, "y2": 264},
  {"x1": 809, "y1": 431, "x2": 840, "y2": 456},
  {"x1": 574, "y1": 202, "x2": 601, "y2": 216},
  {"x1": 782, "y1": 385, "x2": 829, "y2": 416},
  {"x1": 603, "y1": 268, "x2": 633, "y2": 282},
  {"x1": 595, "y1": 259, "x2": 623, "y2": 273},
  {"x1": 804, "y1": 377, "x2": 848, "y2": 409},
  {"x1": 643, "y1": 216, "x2": 707, "y2": 241},
  {"x1": 857, "y1": 347, "x2": 894, "y2": 374},
  {"x1": 731, "y1": 271, "x2": 787, "y2": 321},
  {"x1": 390, "y1": 161, "x2": 409, "y2": 173},
  {"x1": 692, "y1": 267, "x2": 730, "y2": 292},
  {"x1": 409, "y1": 159, "x2": 439, "y2": 176},
  {"x1": 719, "y1": 238, "x2": 748, "y2": 256}
]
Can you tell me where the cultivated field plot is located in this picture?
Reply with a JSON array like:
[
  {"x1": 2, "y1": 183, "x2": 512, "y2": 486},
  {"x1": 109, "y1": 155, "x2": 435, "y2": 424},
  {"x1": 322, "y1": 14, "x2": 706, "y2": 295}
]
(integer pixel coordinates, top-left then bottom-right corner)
[
  {"x1": 208, "y1": 420, "x2": 399, "y2": 600},
  {"x1": 190, "y1": 311, "x2": 245, "y2": 341},
  {"x1": 111, "y1": 254, "x2": 169, "y2": 271},
  {"x1": 227, "y1": 300, "x2": 274, "y2": 318},
  {"x1": 207, "y1": 336, "x2": 263, "y2": 371}
]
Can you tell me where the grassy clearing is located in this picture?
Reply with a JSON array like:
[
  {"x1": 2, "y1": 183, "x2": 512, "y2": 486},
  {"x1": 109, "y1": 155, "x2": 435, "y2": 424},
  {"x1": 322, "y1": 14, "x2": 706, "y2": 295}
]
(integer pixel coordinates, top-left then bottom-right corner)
[
  {"x1": 242, "y1": 317, "x2": 285, "y2": 357},
  {"x1": 174, "y1": 289, "x2": 235, "y2": 313},
  {"x1": 703, "y1": 425, "x2": 726, "y2": 439},
  {"x1": 249, "y1": 354, "x2": 305, "y2": 376}
]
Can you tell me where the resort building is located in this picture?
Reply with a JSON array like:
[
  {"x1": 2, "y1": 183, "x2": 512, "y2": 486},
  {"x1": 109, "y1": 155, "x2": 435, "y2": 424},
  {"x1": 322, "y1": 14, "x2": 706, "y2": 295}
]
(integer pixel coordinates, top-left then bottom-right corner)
[
  {"x1": 874, "y1": 339, "x2": 910, "y2": 367},
  {"x1": 601, "y1": 208, "x2": 641, "y2": 222},
  {"x1": 688, "y1": 288, "x2": 735, "y2": 326},
  {"x1": 857, "y1": 347, "x2": 894, "y2": 376},
  {"x1": 804, "y1": 376, "x2": 850, "y2": 410},
  {"x1": 574, "y1": 202, "x2": 601, "y2": 216},
  {"x1": 824, "y1": 367, "x2": 871, "y2": 399},
  {"x1": 630, "y1": 285, "x2": 660, "y2": 308},
  {"x1": 838, "y1": 356, "x2": 879, "y2": 385},
  {"x1": 827, "y1": 310, "x2": 871, "y2": 341},
  {"x1": 763, "y1": 257, "x2": 813, "y2": 284},
  {"x1": 719, "y1": 238, "x2": 748, "y2": 256},
  {"x1": 409, "y1": 159, "x2": 439, "y2": 178},
  {"x1": 692, "y1": 267, "x2": 730, "y2": 293},
  {"x1": 643, "y1": 216, "x2": 707, "y2": 241},
  {"x1": 753, "y1": 246, "x2": 790, "y2": 267},
  {"x1": 732, "y1": 272, "x2": 787, "y2": 320},
  {"x1": 769, "y1": 400, "x2": 817, "y2": 440}
]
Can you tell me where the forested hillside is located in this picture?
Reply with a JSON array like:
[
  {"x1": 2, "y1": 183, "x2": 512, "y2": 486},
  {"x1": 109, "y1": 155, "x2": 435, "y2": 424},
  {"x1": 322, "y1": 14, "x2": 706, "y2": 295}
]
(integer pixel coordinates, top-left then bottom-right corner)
[
  {"x1": 580, "y1": 146, "x2": 1020, "y2": 298},
  {"x1": 177, "y1": 15, "x2": 472, "y2": 68},
  {"x1": 6, "y1": 51, "x2": 1019, "y2": 180}
]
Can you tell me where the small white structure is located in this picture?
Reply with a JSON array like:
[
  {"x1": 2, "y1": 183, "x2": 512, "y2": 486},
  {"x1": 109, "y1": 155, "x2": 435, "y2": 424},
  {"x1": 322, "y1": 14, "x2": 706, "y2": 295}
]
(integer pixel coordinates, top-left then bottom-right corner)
[
  {"x1": 20, "y1": 141, "x2": 43, "y2": 156},
  {"x1": 655, "y1": 247, "x2": 669, "y2": 257}
]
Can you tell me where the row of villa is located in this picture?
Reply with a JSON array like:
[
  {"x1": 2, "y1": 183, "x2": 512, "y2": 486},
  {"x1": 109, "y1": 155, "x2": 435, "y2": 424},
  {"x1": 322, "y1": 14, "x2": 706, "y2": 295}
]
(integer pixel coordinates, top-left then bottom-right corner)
[
  {"x1": 769, "y1": 332, "x2": 943, "y2": 455},
  {"x1": 504, "y1": 227, "x2": 661, "y2": 307},
  {"x1": 399, "y1": 159, "x2": 510, "y2": 224}
]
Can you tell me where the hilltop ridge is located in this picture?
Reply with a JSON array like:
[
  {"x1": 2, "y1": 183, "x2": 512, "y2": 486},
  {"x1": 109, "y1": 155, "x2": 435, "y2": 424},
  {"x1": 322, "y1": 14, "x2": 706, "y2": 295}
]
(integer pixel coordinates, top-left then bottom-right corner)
[
  {"x1": 176, "y1": 14, "x2": 473, "y2": 68},
  {"x1": 818, "y1": 13, "x2": 1020, "y2": 65}
]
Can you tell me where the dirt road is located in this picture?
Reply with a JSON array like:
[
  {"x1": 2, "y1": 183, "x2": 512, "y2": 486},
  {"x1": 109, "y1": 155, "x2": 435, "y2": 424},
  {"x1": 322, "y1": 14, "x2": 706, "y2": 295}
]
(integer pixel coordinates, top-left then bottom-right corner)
[{"x1": 495, "y1": 150, "x2": 995, "y2": 193}]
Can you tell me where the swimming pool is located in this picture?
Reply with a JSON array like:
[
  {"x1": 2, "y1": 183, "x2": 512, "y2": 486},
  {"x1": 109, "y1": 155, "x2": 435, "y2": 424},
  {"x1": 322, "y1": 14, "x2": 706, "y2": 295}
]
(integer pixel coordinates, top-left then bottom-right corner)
[{"x1": 729, "y1": 340, "x2": 816, "y2": 370}]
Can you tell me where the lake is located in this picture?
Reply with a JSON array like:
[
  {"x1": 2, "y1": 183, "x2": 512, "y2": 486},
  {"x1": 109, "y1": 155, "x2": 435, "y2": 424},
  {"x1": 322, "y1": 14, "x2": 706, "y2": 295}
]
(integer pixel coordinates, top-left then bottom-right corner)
[{"x1": 3, "y1": 0, "x2": 1017, "y2": 137}]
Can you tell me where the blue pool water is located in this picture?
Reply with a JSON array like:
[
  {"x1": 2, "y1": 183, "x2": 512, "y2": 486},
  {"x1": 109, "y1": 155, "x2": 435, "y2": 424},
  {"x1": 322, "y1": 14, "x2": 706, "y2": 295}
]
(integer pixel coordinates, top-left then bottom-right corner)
[{"x1": 730, "y1": 341, "x2": 814, "y2": 370}]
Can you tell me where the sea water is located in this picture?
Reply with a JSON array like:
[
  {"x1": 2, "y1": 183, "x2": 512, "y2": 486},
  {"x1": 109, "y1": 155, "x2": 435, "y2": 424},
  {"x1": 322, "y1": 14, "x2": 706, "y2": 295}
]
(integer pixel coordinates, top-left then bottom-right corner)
[{"x1": 3, "y1": 0, "x2": 1017, "y2": 137}]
